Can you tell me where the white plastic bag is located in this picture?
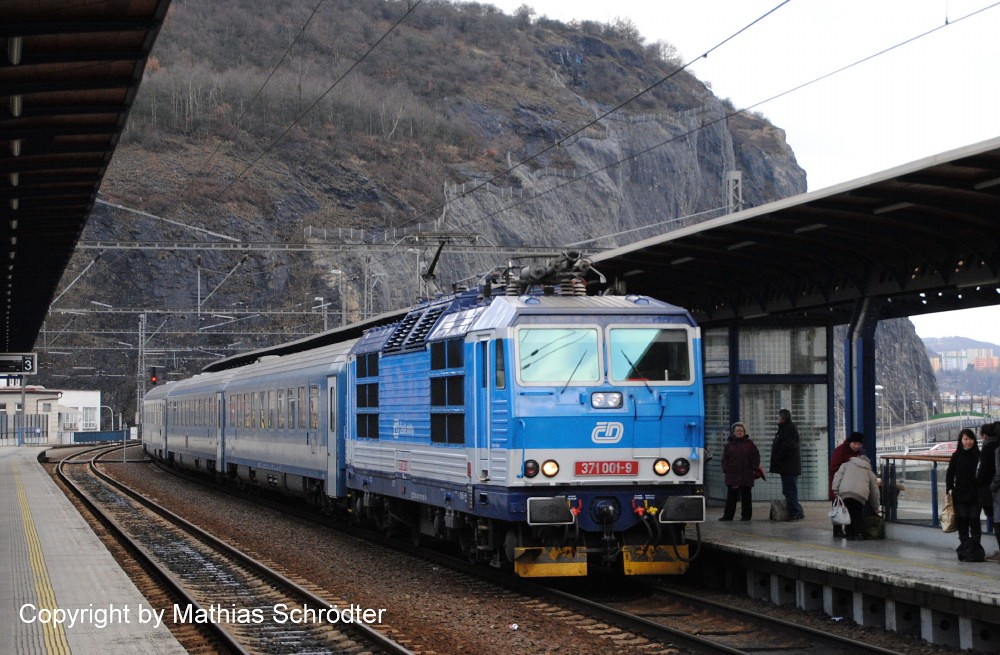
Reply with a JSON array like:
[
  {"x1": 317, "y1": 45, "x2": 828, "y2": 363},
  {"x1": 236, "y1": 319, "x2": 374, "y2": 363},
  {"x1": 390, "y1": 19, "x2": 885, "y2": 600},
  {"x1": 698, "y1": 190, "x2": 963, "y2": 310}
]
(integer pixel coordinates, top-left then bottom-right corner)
[{"x1": 828, "y1": 495, "x2": 851, "y2": 526}]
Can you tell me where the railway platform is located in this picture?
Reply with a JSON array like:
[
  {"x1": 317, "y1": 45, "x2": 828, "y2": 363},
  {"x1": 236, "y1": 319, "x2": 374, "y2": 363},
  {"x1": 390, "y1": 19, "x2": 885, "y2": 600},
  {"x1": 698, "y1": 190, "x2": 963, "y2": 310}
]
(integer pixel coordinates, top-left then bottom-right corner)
[
  {"x1": 697, "y1": 499, "x2": 1000, "y2": 652},
  {"x1": 0, "y1": 446, "x2": 186, "y2": 655}
]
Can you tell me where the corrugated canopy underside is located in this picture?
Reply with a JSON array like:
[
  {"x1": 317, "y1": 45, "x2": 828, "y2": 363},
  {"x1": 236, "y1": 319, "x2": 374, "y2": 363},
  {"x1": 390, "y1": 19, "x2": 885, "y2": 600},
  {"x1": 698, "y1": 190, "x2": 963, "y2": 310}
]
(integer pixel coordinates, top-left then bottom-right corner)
[{"x1": 0, "y1": 0, "x2": 170, "y2": 353}]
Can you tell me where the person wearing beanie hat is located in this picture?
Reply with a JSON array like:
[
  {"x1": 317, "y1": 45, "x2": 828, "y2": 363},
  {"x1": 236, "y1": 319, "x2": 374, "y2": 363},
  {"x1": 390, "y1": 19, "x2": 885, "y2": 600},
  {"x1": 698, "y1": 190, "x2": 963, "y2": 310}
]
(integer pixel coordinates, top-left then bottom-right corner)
[
  {"x1": 828, "y1": 432, "x2": 865, "y2": 537},
  {"x1": 720, "y1": 422, "x2": 761, "y2": 521}
]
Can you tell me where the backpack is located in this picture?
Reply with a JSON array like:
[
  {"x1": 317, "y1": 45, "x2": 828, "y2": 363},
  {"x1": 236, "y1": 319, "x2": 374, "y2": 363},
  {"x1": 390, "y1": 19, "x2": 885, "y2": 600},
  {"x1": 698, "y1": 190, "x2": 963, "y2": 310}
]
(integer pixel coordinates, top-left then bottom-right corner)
[
  {"x1": 958, "y1": 541, "x2": 986, "y2": 562},
  {"x1": 769, "y1": 498, "x2": 790, "y2": 521}
]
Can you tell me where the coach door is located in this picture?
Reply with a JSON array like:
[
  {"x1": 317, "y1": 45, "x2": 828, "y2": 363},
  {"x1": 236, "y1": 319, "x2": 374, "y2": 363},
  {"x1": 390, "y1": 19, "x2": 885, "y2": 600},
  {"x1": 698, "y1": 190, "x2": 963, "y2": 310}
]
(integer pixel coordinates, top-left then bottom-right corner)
[
  {"x1": 215, "y1": 391, "x2": 225, "y2": 469},
  {"x1": 325, "y1": 376, "x2": 339, "y2": 494}
]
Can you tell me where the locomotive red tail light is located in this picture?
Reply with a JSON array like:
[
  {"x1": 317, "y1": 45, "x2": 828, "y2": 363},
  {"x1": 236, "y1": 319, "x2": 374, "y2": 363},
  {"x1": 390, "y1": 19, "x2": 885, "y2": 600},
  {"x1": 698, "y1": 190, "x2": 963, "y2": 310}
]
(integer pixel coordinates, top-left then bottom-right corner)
[
  {"x1": 653, "y1": 458, "x2": 670, "y2": 476},
  {"x1": 524, "y1": 460, "x2": 540, "y2": 478},
  {"x1": 672, "y1": 458, "x2": 691, "y2": 476}
]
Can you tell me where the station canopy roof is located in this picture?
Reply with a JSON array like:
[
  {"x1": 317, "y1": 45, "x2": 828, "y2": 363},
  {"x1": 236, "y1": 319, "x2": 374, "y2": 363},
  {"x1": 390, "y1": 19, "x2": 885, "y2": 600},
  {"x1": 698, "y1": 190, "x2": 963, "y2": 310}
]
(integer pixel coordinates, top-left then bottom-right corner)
[
  {"x1": 1, "y1": 0, "x2": 997, "y2": 355},
  {"x1": 0, "y1": 0, "x2": 170, "y2": 353},
  {"x1": 592, "y1": 136, "x2": 1000, "y2": 326}
]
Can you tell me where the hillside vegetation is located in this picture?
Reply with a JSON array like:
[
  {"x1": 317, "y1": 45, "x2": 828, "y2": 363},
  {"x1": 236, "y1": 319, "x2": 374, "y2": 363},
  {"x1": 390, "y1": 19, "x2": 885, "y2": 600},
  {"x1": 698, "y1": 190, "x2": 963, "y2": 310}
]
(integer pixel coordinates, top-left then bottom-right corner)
[{"x1": 46, "y1": 0, "x2": 810, "y2": 418}]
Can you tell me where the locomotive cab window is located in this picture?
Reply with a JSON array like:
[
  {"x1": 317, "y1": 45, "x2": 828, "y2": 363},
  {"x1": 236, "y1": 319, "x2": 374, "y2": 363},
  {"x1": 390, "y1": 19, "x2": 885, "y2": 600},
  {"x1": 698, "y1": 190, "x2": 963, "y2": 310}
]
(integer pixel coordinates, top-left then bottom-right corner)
[
  {"x1": 516, "y1": 327, "x2": 600, "y2": 385},
  {"x1": 609, "y1": 327, "x2": 691, "y2": 383}
]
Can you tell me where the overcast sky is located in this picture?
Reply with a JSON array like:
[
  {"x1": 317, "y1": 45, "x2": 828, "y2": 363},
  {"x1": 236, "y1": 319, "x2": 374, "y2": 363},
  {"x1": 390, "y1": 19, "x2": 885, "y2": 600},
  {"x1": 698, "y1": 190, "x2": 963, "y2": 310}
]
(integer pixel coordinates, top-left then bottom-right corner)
[{"x1": 475, "y1": 0, "x2": 1000, "y2": 344}]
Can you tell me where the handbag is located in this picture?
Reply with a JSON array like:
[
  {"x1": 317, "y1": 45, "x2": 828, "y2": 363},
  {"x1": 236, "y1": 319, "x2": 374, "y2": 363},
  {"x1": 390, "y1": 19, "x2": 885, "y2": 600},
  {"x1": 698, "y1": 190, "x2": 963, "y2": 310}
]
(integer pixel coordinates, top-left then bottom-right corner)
[
  {"x1": 940, "y1": 491, "x2": 957, "y2": 533},
  {"x1": 754, "y1": 464, "x2": 766, "y2": 481},
  {"x1": 828, "y1": 495, "x2": 851, "y2": 526}
]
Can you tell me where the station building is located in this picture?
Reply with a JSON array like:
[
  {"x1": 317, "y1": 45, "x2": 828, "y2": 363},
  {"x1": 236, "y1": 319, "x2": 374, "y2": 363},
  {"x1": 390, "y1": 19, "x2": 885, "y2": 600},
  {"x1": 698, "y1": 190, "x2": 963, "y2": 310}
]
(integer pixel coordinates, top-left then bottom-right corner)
[{"x1": 0, "y1": 382, "x2": 103, "y2": 445}]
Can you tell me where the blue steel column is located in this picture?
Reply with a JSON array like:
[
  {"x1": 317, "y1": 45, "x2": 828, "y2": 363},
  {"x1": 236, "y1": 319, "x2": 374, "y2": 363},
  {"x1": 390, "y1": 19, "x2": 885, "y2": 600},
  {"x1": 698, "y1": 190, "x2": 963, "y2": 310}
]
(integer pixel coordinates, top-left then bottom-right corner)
[
  {"x1": 845, "y1": 297, "x2": 882, "y2": 462},
  {"x1": 728, "y1": 321, "x2": 741, "y2": 425}
]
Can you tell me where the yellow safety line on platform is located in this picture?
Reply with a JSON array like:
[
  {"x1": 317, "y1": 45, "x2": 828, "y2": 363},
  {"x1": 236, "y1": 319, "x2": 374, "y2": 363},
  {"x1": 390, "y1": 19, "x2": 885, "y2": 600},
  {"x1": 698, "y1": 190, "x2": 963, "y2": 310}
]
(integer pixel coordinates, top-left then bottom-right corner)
[
  {"x1": 15, "y1": 464, "x2": 72, "y2": 655},
  {"x1": 728, "y1": 531, "x2": 1000, "y2": 581}
]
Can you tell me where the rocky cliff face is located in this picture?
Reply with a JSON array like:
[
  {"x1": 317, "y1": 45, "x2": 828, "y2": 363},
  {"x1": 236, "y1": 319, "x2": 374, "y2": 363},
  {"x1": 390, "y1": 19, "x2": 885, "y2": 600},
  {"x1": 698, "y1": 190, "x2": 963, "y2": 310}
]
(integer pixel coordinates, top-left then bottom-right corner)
[
  {"x1": 43, "y1": 2, "x2": 936, "y2": 419},
  {"x1": 833, "y1": 320, "x2": 942, "y2": 434}
]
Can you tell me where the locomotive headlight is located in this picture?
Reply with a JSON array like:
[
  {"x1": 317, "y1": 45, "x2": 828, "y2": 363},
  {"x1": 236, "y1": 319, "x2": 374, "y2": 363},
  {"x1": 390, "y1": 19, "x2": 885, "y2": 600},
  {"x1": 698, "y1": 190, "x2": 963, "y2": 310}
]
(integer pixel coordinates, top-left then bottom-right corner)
[
  {"x1": 591, "y1": 391, "x2": 623, "y2": 409},
  {"x1": 524, "y1": 460, "x2": 540, "y2": 478},
  {"x1": 653, "y1": 458, "x2": 671, "y2": 476},
  {"x1": 672, "y1": 458, "x2": 691, "y2": 476},
  {"x1": 541, "y1": 459, "x2": 560, "y2": 477}
]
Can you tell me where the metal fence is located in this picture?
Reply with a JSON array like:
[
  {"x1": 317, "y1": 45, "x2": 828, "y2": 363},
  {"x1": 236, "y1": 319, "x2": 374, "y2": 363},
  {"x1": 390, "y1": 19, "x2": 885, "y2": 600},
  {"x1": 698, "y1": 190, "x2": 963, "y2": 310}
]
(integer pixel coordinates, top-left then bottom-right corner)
[{"x1": 0, "y1": 414, "x2": 50, "y2": 446}]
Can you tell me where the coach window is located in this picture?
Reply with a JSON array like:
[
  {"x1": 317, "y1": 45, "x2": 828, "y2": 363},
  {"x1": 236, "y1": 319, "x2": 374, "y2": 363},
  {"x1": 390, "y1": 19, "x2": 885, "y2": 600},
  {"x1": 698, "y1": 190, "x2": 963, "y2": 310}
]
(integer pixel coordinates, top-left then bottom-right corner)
[
  {"x1": 287, "y1": 387, "x2": 297, "y2": 429},
  {"x1": 309, "y1": 385, "x2": 319, "y2": 430},
  {"x1": 277, "y1": 389, "x2": 285, "y2": 428},
  {"x1": 298, "y1": 386, "x2": 307, "y2": 429}
]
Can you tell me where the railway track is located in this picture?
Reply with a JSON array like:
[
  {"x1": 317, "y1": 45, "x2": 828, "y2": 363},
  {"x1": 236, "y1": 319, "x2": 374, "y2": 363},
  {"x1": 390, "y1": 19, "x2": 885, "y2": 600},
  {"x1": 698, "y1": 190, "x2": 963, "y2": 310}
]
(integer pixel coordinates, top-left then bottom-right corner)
[
  {"x1": 57, "y1": 444, "x2": 414, "y2": 655},
  {"x1": 110, "y1": 453, "x2": 915, "y2": 655},
  {"x1": 536, "y1": 578, "x2": 907, "y2": 655}
]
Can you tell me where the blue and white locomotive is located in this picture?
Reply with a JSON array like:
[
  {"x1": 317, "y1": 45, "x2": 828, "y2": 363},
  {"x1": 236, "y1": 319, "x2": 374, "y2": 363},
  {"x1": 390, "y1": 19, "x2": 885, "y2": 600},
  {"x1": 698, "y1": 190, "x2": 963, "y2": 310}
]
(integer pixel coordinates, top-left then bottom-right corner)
[{"x1": 142, "y1": 253, "x2": 706, "y2": 576}]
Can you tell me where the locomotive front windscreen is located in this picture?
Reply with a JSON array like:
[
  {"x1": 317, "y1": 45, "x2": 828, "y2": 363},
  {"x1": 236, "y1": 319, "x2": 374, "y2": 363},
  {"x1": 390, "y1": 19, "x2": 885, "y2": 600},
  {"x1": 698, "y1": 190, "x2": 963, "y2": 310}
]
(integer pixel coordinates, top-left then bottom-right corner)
[
  {"x1": 517, "y1": 327, "x2": 600, "y2": 384},
  {"x1": 609, "y1": 328, "x2": 691, "y2": 383}
]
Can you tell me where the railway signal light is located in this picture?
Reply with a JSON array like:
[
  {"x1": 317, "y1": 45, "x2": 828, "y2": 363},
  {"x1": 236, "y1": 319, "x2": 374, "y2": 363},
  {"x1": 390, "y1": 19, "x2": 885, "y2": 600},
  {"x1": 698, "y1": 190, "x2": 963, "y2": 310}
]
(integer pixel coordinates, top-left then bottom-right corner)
[{"x1": 149, "y1": 367, "x2": 158, "y2": 385}]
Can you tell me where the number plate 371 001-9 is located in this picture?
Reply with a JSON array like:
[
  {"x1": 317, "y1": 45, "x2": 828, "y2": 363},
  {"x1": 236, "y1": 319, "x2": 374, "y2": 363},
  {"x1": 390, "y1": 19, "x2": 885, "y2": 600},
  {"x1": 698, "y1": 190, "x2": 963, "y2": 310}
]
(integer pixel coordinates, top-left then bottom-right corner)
[{"x1": 574, "y1": 461, "x2": 638, "y2": 476}]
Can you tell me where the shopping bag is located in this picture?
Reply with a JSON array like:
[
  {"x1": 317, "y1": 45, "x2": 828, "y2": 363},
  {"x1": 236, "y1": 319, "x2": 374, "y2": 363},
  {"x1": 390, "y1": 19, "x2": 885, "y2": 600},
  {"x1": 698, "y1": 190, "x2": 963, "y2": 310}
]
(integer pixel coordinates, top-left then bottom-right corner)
[
  {"x1": 861, "y1": 514, "x2": 885, "y2": 540},
  {"x1": 769, "y1": 498, "x2": 789, "y2": 521},
  {"x1": 940, "y1": 491, "x2": 957, "y2": 533},
  {"x1": 828, "y1": 496, "x2": 851, "y2": 526}
]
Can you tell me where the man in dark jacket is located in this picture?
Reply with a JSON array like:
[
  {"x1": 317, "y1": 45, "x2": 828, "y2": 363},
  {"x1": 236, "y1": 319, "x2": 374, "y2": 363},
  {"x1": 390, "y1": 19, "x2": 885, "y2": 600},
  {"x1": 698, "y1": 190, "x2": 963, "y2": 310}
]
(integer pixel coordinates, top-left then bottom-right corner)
[
  {"x1": 770, "y1": 409, "x2": 804, "y2": 520},
  {"x1": 977, "y1": 422, "x2": 1000, "y2": 561}
]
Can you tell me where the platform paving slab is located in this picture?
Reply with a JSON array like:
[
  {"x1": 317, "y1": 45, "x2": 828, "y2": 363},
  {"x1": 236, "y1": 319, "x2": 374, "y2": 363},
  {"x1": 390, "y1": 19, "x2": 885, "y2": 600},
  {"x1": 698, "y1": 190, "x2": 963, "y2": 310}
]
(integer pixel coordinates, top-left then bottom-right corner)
[{"x1": 1, "y1": 446, "x2": 186, "y2": 655}]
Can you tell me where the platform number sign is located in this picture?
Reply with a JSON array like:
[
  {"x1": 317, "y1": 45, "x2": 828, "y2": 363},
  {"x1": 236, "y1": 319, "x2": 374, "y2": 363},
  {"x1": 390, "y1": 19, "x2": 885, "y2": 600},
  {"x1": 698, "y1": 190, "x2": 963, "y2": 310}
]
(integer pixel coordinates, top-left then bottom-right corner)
[{"x1": 0, "y1": 353, "x2": 37, "y2": 375}]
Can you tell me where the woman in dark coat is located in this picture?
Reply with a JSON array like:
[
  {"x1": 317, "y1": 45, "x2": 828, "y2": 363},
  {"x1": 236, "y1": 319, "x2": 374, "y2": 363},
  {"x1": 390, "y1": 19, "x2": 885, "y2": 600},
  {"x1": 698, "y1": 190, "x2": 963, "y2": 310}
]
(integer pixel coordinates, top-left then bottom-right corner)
[
  {"x1": 720, "y1": 422, "x2": 760, "y2": 521},
  {"x1": 947, "y1": 428, "x2": 982, "y2": 558}
]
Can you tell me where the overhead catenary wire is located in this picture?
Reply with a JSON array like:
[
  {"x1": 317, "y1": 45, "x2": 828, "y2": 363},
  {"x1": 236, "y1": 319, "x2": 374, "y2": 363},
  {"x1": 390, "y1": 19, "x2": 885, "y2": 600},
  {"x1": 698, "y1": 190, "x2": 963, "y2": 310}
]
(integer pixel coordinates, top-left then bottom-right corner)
[
  {"x1": 96, "y1": 1, "x2": 788, "y2": 295},
  {"x1": 183, "y1": 0, "x2": 328, "y2": 197},
  {"x1": 214, "y1": 0, "x2": 423, "y2": 200},
  {"x1": 438, "y1": 0, "x2": 1000, "y2": 247},
  {"x1": 379, "y1": 0, "x2": 794, "y2": 239}
]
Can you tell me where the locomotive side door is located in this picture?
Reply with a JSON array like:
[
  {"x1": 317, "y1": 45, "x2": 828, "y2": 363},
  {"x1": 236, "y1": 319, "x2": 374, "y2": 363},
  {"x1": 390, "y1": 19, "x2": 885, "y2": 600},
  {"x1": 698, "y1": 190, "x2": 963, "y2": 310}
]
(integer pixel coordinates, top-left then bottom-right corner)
[
  {"x1": 473, "y1": 333, "x2": 491, "y2": 480},
  {"x1": 325, "y1": 375, "x2": 340, "y2": 495}
]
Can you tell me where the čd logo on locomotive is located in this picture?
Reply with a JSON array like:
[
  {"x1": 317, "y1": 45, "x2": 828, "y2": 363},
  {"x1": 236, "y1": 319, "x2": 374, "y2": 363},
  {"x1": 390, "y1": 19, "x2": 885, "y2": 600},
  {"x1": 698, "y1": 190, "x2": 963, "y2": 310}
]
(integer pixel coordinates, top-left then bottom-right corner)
[{"x1": 591, "y1": 421, "x2": 625, "y2": 443}]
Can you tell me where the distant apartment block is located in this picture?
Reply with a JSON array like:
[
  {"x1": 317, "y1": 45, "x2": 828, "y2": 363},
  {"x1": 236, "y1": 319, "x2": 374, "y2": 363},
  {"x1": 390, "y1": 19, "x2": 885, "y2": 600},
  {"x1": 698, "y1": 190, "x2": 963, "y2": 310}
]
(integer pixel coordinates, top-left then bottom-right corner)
[{"x1": 931, "y1": 346, "x2": 999, "y2": 372}]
